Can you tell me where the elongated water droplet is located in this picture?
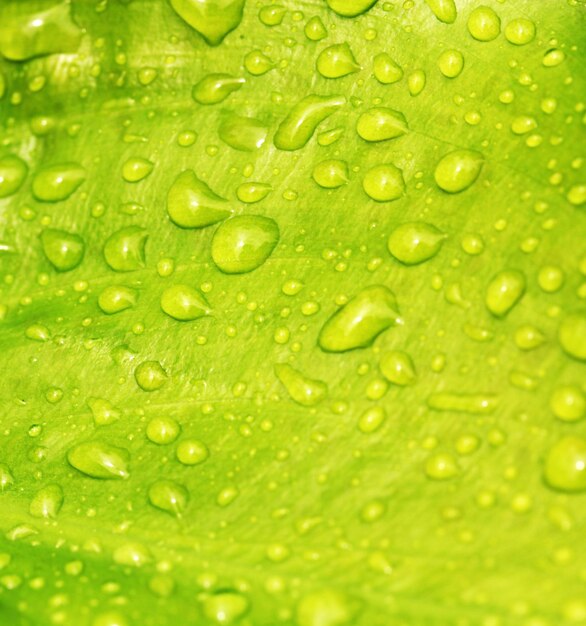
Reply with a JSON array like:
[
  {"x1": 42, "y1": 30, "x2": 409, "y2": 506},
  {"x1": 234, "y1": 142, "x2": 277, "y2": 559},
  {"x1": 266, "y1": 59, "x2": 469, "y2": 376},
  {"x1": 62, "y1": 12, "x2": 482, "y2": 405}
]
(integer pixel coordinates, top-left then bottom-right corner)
[
  {"x1": 202, "y1": 591, "x2": 249, "y2": 625},
  {"x1": 437, "y1": 49, "x2": 464, "y2": 78},
  {"x1": 544, "y1": 437, "x2": 586, "y2": 493},
  {"x1": 0, "y1": 464, "x2": 14, "y2": 491},
  {"x1": 316, "y1": 43, "x2": 360, "y2": 79},
  {"x1": 218, "y1": 115, "x2": 267, "y2": 151},
  {"x1": 211, "y1": 215, "x2": 279, "y2": 274},
  {"x1": 98, "y1": 285, "x2": 137, "y2": 314},
  {"x1": 427, "y1": 392, "x2": 498, "y2": 414},
  {"x1": 32, "y1": 163, "x2": 86, "y2": 202},
  {"x1": 67, "y1": 441, "x2": 129, "y2": 479},
  {"x1": 135, "y1": 361, "x2": 167, "y2": 391},
  {"x1": 29, "y1": 485, "x2": 63, "y2": 519},
  {"x1": 296, "y1": 589, "x2": 355, "y2": 626},
  {"x1": 192, "y1": 73, "x2": 245, "y2": 105},
  {"x1": 167, "y1": 170, "x2": 231, "y2": 228},
  {"x1": 169, "y1": 0, "x2": 245, "y2": 46},
  {"x1": 356, "y1": 107, "x2": 407, "y2": 142},
  {"x1": 312, "y1": 159, "x2": 348, "y2": 188},
  {"x1": 559, "y1": 313, "x2": 586, "y2": 361},
  {"x1": 358, "y1": 406, "x2": 386, "y2": 433},
  {"x1": 485, "y1": 270, "x2": 526, "y2": 317},
  {"x1": 40, "y1": 228, "x2": 85, "y2": 272},
  {"x1": 425, "y1": 0, "x2": 457, "y2": 24},
  {"x1": 467, "y1": 6, "x2": 501, "y2": 42},
  {"x1": 373, "y1": 53, "x2": 403, "y2": 84},
  {"x1": 387, "y1": 222, "x2": 445, "y2": 265},
  {"x1": 148, "y1": 479, "x2": 188, "y2": 516},
  {"x1": 103, "y1": 226, "x2": 148, "y2": 272},
  {"x1": 275, "y1": 363, "x2": 327, "y2": 407},
  {"x1": 325, "y1": 0, "x2": 377, "y2": 17},
  {"x1": 434, "y1": 150, "x2": 483, "y2": 193},
  {"x1": 363, "y1": 164, "x2": 404, "y2": 201},
  {"x1": 274, "y1": 94, "x2": 345, "y2": 151},
  {"x1": 236, "y1": 182, "x2": 271, "y2": 203},
  {"x1": 318, "y1": 285, "x2": 402, "y2": 352},
  {"x1": 379, "y1": 350, "x2": 416, "y2": 386},
  {"x1": 0, "y1": 155, "x2": 27, "y2": 198},
  {"x1": 87, "y1": 397, "x2": 120, "y2": 426},
  {"x1": 121, "y1": 157, "x2": 153, "y2": 183},
  {"x1": 161, "y1": 284, "x2": 210, "y2": 321},
  {"x1": 0, "y1": 0, "x2": 82, "y2": 61}
]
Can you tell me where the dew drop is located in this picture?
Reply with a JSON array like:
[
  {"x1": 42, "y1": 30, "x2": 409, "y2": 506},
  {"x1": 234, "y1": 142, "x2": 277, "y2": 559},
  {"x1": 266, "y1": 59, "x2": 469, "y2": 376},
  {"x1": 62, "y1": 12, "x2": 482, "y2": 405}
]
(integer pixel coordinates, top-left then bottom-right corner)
[
  {"x1": 98, "y1": 285, "x2": 137, "y2": 314},
  {"x1": 467, "y1": 6, "x2": 501, "y2": 42},
  {"x1": 437, "y1": 49, "x2": 464, "y2": 78},
  {"x1": 504, "y1": 18, "x2": 536, "y2": 45},
  {"x1": 202, "y1": 591, "x2": 249, "y2": 625},
  {"x1": 146, "y1": 417, "x2": 181, "y2": 445},
  {"x1": 434, "y1": 150, "x2": 483, "y2": 193},
  {"x1": 135, "y1": 361, "x2": 168, "y2": 391},
  {"x1": 192, "y1": 73, "x2": 245, "y2": 105},
  {"x1": 169, "y1": 0, "x2": 245, "y2": 46},
  {"x1": 379, "y1": 350, "x2": 416, "y2": 386},
  {"x1": 176, "y1": 439, "x2": 209, "y2": 465},
  {"x1": 236, "y1": 182, "x2": 272, "y2": 203},
  {"x1": 312, "y1": 159, "x2": 349, "y2": 188},
  {"x1": 148, "y1": 479, "x2": 188, "y2": 516},
  {"x1": 121, "y1": 157, "x2": 153, "y2": 183},
  {"x1": 558, "y1": 313, "x2": 586, "y2": 361},
  {"x1": 161, "y1": 284, "x2": 210, "y2": 321},
  {"x1": 316, "y1": 43, "x2": 360, "y2": 79},
  {"x1": 485, "y1": 270, "x2": 526, "y2": 318},
  {"x1": 0, "y1": 155, "x2": 27, "y2": 198},
  {"x1": 372, "y1": 53, "x2": 403, "y2": 84},
  {"x1": 356, "y1": 107, "x2": 407, "y2": 142},
  {"x1": 363, "y1": 164, "x2": 405, "y2": 202},
  {"x1": 424, "y1": 0, "x2": 457, "y2": 24},
  {"x1": 67, "y1": 441, "x2": 130, "y2": 479},
  {"x1": 218, "y1": 115, "x2": 267, "y2": 151},
  {"x1": 40, "y1": 228, "x2": 85, "y2": 272},
  {"x1": 296, "y1": 589, "x2": 355, "y2": 626},
  {"x1": 274, "y1": 363, "x2": 328, "y2": 406},
  {"x1": 550, "y1": 386, "x2": 585, "y2": 422},
  {"x1": 103, "y1": 226, "x2": 148, "y2": 272},
  {"x1": 29, "y1": 484, "x2": 63, "y2": 519},
  {"x1": 544, "y1": 437, "x2": 586, "y2": 493},
  {"x1": 32, "y1": 163, "x2": 86, "y2": 202},
  {"x1": 387, "y1": 222, "x2": 445, "y2": 265}
]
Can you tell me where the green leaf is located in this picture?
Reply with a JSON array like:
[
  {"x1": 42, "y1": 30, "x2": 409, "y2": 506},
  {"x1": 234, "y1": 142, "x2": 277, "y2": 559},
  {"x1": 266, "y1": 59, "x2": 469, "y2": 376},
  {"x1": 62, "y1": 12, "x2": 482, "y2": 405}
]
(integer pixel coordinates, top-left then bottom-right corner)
[{"x1": 1, "y1": 1, "x2": 585, "y2": 625}]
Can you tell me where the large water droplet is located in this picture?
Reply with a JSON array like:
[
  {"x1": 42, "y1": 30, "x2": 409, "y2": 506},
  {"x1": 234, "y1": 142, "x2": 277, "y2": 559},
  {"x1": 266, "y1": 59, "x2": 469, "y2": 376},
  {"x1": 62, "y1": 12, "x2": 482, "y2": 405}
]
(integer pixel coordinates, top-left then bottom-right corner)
[
  {"x1": 0, "y1": 155, "x2": 27, "y2": 198},
  {"x1": 504, "y1": 18, "x2": 536, "y2": 45},
  {"x1": 467, "y1": 5, "x2": 501, "y2": 42},
  {"x1": 148, "y1": 479, "x2": 188, "y2": 516},
  {"x1": 312, "y1": 159, "x2": 349, "y2": 188},
  {"x1": 32, "y1": 163, "x2": 86, "y2": 202},
  {"x1": 202, "y1": 591, "x2": 249, "y2": 624},
  {"x1": 356, "y1": 107, "x2": 407, "y2": 143},
  {"x1": 103, "y1": 226, "x2": 148, "y2": 272},
  {"x1": 169, "y1": 0, "x2": 245, "y2": 46},
  {"x1": 316, "y1": 43, "x2": 360, "y2": 79},
  {"x1": 160, "y1": 284, "x2": 210, "y2": 321},
  {"x1": 274, "y1": 363, "x2": 328, "y2": 406},
  {"x1": 558, "y1": 313, "x2": 586, "y2": 361},
  {"x1": 67, "y1": 441, "x2": 130, "y2": 479},
  {"x1": 167, "y1": 170, "x2": 231, "y2": 228},
  {"x1": 318, "y1": 285, "x2": 402, "y2": 352},
  {"x1": 387, "y1": 222, "x2": 445, "y2": 265},
  {"x1": 236, "y1": 182, "x2": 272, "y2": 204},
  {"x1": 373, "y1": 53, "x2": 403, "y2": 84},
  {"x1": 379, "y1": 350, "x2": 416, "y2": 386},
  {"x1": 135, "y1": 361, "x2": 167, "y2": 391},
  {"x1": 98, "y1": 285, "x2": 137, "y2": 314},
  {"x1": 485, "y1": 270, "x2": 526, "y2": 318},
  {"x1": 363, "y1": 164, "x2": 405, "y2": 202},
  {"x1": 121, "y1": 157, "x2": 153, "y2": 183},
  {"x1": 218, "y1": 115, "x2": 267, "y2": 151},
  {"x1": 192, "y1": 73, "x2": 245, "y2": 105},
  {"x1": 544, "y1": 437, "x2": 586, "y2": 493},
  {"x1": 437, "y1": 49, "x2": 464, "y2": 78},
  {"x1": 325, "y1": 0, "x2": 377, "y2": 17},
  {"x1": 296, "y1": 589, "x2": 355, "y2": 626},
  {"x1": 40, "y1": 228, "x2": 85, "y2": 272},
  {"x1": 425, "y1": 0, "x2": 457, "y2": 23},
  {"x1": 211, "y1": 215, "x2": 279, "y2": 274},
  {"x1": 434, "y1": 150, "x2": 483, "y2": 193},
  {"x1": 87, "y1": 397, "x2": 121, "y2": 426},
  {"x1": 146, "y1": 417, "x2": 181, "y2": 445},
  {"x1": 29, "y1": 484, "x2": 63, "y2": 518},
  {"x1": 274, "y1": 94, "x2": 345, "y2": 151}
]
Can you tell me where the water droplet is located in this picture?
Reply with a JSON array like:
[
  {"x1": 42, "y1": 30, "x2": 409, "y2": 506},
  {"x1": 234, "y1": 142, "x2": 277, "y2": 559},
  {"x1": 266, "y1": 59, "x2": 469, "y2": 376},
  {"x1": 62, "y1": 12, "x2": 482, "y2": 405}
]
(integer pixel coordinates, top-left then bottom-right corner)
[
  {"x1": 550, "y1": 386, "x2": 585, "y2": 422},
  {"x1": 192, "y1": 73, "x2": 245, "y2": 105},
  {"x1": 87, "y1": 397, "x2": 121, "y2": 426},
  {"x1": 407, "y1": 69, "x2": 426, "y2": 96},
  {"x1": 325, "y1": 0, "x2": 377, "y2": 17},
  {"x1": 218, "y1": 115, "x2": 267, "y2": 151},
  {"x1": 379, "y1": 350, "x2": 416, "y2": 386},
  {"x1": 543, "y1": 48, "x2": 565, "y2": 67},
  {"x1": 537, "y1": 265, "x2": 564, "y2": 293},
  {"x1": 387, "y1": 222, "x2": 445, "y2": 265},
  {"x1": 274, "y1": 94, "x2": 346, "y2": 151},
  {"x1": 92, "y1": 610, "x2": 129, "y2": 626},
  {"x1": 243, "y1": 49, "x2": 273, "y2": 75},
  {"x1": 558, "y1": 313, "x2": 586, "y2": 361},
  {"x1": 146, "y1": 417, "x2": 181, "y2": 444},
  {"x1": 434, "y1": 150, "x2": 483, "y2": 193},
  {"x1": 161, "y1": 284, "x2": 210, "y2": 321},
  {"x1": 316, "y1": 43, "x2": 360, "y2": 79},
  {"x1": 176, "y1": 439, "x2": 209, "y2": 465},
  {"x1": 296, "y1": 589, "x2": 355, "y2": 626},
  {"x1": 425, "y1": 0, "x2": 457, "y2": 24},
  {"x1": 425, "y1": 453, "x2": 459, "y2": 480},
  {"x1": 211, "y1": 215, "x2": 279, "y2": 274},
  {"x1": 312, "y1": 159, "x2": 349, "y2": 188},
  {"x1": 567, "y1": 185, "x2": 586, "y2": 207},
  {"x1": 427, "y1": 392, "x2": 498, "y2": 414},
  {"x1": 372, "y1": 53, "x2": 403, "y2": 84},
  {"x1": 25, "y1": 324, "x2": 50, "y2": 342},
  {"x1": 121, "y1": 157, "x2": 153, "y2": 183},
  {"x1": 305, "y1": 16, "x2": 327, "y2": 41},
  {"x1": 169, "y1": 0, "x2": 244, "y2": 46},
  {"x1": 259, "y1": 4, "x2": 287, "y2": 26},
  {"x1": 0, "y1": 464, "x2": 14, "y2": 491},
  {"x1": 544, "y1": 437, "x2": 586, "y2": 493},
  {"x1": 98, "y1": 285, "x2": 137, "y2": 314},
  {"x1": 32, "y1": 163, "x2": 86, "y2": 202},
  {"x1": 148, "y1": 479, "x2": 188, "y2": 516},
  {"x1": 485, "y1": 270, "x2": 526, "y2": 317},
  {"x1": 356, "y1": 107, "x2": 407, "y2": 142},
  {"x1": 40, "y1": 228, "x2": 85, "y2": 272},
  {"x1": 135, "y1": 361, "x2": 167, "y2": 391},
  {"x1": 514, "y1": 325, "x2": 545, "y2": 351},
  {"x1": 103, "y1": 226, "x2": 148, "y2": 271},
  {"x1": 29, "y1": 485, "x2": 63, "y2": 518},
  {"x1": 318, "y1": 285, "x2": 402, "y2": 352},
  {"x1": 113, "y1": 542, "x2": 151, "y2": 567},
  {"x1": 0, "y1": 0, "x2": 82, "y2": 61},
  {"x1": 511, "y1": 115, "x2": 537, "y2": 135},
  {"x1": 363, "y1": 164, "x2": 405, "y2": 202},
  {"x1": 357, "y1": 406, "x2": 386, "y2": 433},
  {"x1": 274, "y1": 363, "x2": 328, "y2": 406},
  {"x1": 437, "y1": 49, "x2": 464, "y2": 78},
  {"x1": 0, "y1": 155, "x2": 27, "y2": 198},
  {"x1": 67, "y1": 441, "x2": 130, "y2": 479},
  {"x1": 236, "y1": 182, "x2": 272, "y2": 204},
  {"x1": 202, "y1": 591, "x2": 249, "y2": 624},
  {"x1": 467, "y1": 5, "x2": 501, "y2": 42},
  {"x1": 504, "y1": 18, "x2": 536, "y2": 45},
  {"x1": 167, "y1": 170, "x2": 231, "y2": 228}
]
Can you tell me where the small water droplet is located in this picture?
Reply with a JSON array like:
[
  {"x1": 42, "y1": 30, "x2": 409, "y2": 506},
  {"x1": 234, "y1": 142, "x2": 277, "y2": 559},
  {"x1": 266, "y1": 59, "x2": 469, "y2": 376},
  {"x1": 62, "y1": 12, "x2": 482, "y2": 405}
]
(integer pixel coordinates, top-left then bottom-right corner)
[{"x1": 379, "y1": 350, "x2": 416, "y2": 386}]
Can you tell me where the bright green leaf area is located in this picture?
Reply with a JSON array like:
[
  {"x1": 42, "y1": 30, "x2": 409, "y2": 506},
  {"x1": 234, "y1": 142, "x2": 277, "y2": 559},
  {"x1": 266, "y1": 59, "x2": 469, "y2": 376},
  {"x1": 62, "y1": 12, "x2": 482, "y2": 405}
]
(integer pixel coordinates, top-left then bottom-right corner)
[{"x1": 0, "y1": 0, "x2": 585, "y2": 625}]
